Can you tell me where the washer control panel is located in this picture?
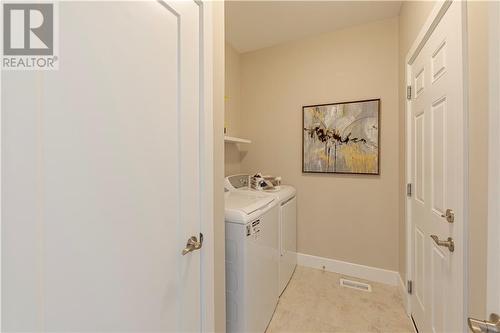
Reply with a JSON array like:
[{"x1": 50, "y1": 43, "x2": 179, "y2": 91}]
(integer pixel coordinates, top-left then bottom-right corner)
[{"x1": 225, "y1": 174, "x2": 250, "y2": 190}]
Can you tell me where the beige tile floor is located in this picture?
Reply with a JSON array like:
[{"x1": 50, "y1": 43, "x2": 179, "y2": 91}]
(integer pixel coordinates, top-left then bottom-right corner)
[{"x1": 266, "y1": 266, "x2": 415, "y2": 333}]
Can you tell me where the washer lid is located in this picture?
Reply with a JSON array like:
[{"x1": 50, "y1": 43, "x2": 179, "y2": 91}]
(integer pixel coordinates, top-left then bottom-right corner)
[
  {"x1": 235, "y1": 185, "x2": 297, "y2": 203},
  {"x1": 224, "y1": 191, "x2": 275, "y2": 223}
]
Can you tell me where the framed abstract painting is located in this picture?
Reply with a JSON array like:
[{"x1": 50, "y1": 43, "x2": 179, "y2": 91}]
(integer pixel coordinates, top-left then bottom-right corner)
[{"x1": 302, "y1": 99, "x2": 380, "y2": 175}]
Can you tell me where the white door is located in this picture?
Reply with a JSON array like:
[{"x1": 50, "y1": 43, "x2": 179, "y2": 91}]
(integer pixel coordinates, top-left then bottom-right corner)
[
  {"x1": 2, "y1": 1, "x2": 208, "y2": 331},
  {"x1": 408, "y1": 1, "x2": 465, "y2": 332}
]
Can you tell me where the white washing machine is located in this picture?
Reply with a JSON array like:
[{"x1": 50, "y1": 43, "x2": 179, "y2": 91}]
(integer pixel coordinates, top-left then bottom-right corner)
[
  {"x1": 225, "y1": 175, "x2": 297, "y2": 296},
  {"x1": 224, "y1": 190, "x2": 279, "y2": 333}
]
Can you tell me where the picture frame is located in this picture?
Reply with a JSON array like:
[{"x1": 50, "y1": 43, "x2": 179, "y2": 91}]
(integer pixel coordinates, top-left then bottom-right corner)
[{"x1": 302, "y1": 99, "x2": 380, "y2": 175}]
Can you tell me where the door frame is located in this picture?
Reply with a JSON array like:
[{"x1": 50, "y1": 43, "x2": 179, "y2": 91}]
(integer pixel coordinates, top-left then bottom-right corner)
[
  {"x1": 0, "y1": 7, "x2": 3, "y2": 328},
  {"x1": 487, "y1": 0, "x2": 500, "y2": 316},
  {"x1": 0, "y1": 1, "x2": 216, "y2": 330},
  {"x1": 199, "y1": 1, "x2": 216, "y2": 331},
  {"x1": 404, "y1": 0, "x2": 469, "y2": 330}
]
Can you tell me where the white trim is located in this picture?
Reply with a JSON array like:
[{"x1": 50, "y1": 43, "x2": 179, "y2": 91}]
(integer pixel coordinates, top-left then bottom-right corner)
[
  {"x1": 0, "y1": 3, "x2": 3, "y2": 328},
  {"x1": 399, "y1": 274, "x2": 409, "y2": 312},
  {"x1": 404, "y1": 0, "x2": 469, "y2": 331},
  {"x1": 0, "y1": 2, "x2": 216, "y2": 330},
  {"x1": 404, "y1": 60, "x2": 412, "y2": 317},
  {"x1": 461, "y1": 3, "x2": 470, "y2": 329},
  {"x1": 224, "y1": 136, "x2": 251, "y2": 144},
  {"x1": 406, "y1": 1, "x2": 452, "y2": 65},
  {"x1": 487, "y1": 0, "x2": 500, "y2": 316},
  {"x1": 199, "y1": 1, "x2": 215, "y2": 332},
  {"x1": 297, "y1": 253, "x2": 400, "y2": 286}
]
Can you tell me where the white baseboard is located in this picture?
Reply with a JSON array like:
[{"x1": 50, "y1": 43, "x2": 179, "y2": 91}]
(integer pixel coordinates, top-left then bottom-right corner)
[{"x1": 297, "y1": 252, "x2": 400, "y2": 286}]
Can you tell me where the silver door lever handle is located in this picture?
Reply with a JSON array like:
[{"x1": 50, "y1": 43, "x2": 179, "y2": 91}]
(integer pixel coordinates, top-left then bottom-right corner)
[
  {"x1": 182, "y1": 233, "x2": 203, "y2": 255},
  {"x1": 441, "y1": 208, "x2": 455, "y2": 223},
  {"x1": 430, "y1": 235, "x2": 455, "y2": 253}
]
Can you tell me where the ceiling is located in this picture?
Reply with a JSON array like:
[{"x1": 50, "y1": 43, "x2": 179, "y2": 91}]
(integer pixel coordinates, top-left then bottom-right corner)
[{"x1": 225, "y1": 1, "x2": 402, "y2": 53}]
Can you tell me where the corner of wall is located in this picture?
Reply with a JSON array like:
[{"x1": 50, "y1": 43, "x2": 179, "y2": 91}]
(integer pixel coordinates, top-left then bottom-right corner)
[{"x1": 224, "y1": 42, "x2": 245, "y2": 176}]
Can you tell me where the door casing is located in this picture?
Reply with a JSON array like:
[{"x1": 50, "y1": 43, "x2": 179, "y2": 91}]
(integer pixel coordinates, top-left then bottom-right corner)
[
  {"x1": 487, "y1": 0, "x2": 500, "y2": 317},
  {"x1": 199, "y1": 1, "x2": 215, "y2": 331},
  {"x1": 404, "y1": 0, "x2": 469, "y2": 331}
]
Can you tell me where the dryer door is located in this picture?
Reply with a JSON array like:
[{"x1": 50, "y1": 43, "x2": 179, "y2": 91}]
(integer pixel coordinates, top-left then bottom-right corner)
[{"x1": 279, "y1": 196, "x2": 297, "y2": 295}]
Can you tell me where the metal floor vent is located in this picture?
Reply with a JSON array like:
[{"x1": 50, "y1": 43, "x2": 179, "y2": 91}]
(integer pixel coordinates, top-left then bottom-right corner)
[{"x1": 339, "y1": 278, "x2": 372, "y2": 292}]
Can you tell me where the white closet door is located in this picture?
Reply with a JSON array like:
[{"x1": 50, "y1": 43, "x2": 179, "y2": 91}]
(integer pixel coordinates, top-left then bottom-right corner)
[{"x1": 2, "y1": 1, "x2": 206, "y2": 331}]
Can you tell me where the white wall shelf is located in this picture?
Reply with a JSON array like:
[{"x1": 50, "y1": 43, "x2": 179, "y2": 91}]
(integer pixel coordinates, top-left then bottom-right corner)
[{"x1": 224, "y1": 136, "x2": 251, "y2": 144}]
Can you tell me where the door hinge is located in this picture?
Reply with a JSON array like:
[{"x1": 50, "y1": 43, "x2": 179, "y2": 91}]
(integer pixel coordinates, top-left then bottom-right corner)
[
  {"x1": 407, "y1": 280, "x2": 413, "y2": 294},
  {"x1": 407, "y1": 183, "x2": 412, "y2": 197},
  {"x1": 407, "y1": 85, "x2": 412, "y2": 100}
]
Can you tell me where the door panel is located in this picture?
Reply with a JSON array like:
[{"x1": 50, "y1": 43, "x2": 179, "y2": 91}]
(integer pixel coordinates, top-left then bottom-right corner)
[
  {"x1": 431, "y1": 98, "x2": 446, "y2": 216},
  {"x1": 2, "y1": 1, "x2": 204, "y2": 331},
  {"x1": 414, "y1": 227, "x2": 425, "y2": 309},
  {"x1": 415, "y1": 112, "x2": 425, "y2": 204},
  {"x1": 409, "y1": 1, "x2": 464, "y2": 332},
  {"x1": 431, "y1": 245, "x2": 446, "y2": 333}
]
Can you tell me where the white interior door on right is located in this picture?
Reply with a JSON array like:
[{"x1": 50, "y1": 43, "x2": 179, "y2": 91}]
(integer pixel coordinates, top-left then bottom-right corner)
[{"x1": 408, "y1": 1, "x2": 465, "y2": 332}]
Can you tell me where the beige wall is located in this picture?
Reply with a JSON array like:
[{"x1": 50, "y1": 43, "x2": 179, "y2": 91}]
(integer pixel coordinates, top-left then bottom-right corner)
[
  {"x1": 213, "y1": 2, "x2": 226, "y2": 331},
  {"x1": 224, "y1": 43, "x2": 245, "y2": 176},
  {"x1": 398, "y1": 0, "x2": 489, "y2": 318},
  {"x1": 239, "y1": 18, "x2": 400, "y2": 271}
]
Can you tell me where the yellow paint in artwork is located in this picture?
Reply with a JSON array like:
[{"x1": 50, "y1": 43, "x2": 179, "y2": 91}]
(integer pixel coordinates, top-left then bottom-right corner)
[
  {"x1": 339, "y1": 144, "x2": 377, "y2": 173},
  {"x1": 312, "y1": 147, "x2": 330, "y2": 162}
]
